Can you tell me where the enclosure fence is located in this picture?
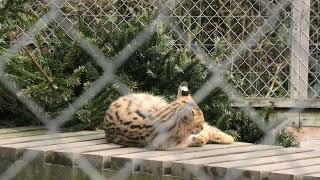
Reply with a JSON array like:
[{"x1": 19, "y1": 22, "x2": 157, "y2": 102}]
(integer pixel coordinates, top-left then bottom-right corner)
[
  {"x1": 0, "y1": 0, "x2": 320, "y2": 179},
  {"x1": 12, "y1": 0, "x2": 319, "y2": 99}
]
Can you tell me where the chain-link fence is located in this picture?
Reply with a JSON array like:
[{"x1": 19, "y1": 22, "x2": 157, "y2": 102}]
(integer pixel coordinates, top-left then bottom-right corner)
[
  {"x1": 5, "y1": 0, "x2": 318, "y2": 99},
  {"x1": 0, "y1": 0, "x2": 320, "y2": 179}
]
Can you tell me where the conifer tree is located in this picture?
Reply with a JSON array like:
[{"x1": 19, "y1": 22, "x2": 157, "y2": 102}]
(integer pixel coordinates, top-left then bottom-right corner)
[{"x1": 0, "y1": 0, "x2": 265, "y2": 143}]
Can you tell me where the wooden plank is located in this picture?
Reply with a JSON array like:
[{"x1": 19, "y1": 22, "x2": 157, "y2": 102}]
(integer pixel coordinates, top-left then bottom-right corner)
[
  {"x1": 206, "y1": 151, "x2": 320, "y2": 179},
  {"x1": 0, "y1": 126, "x2": 45, "y2": 134},
  {"x1": 45, "y1": 143, "x2": 122, "y2": 166},
  {"x1": 231, "y1": 155, "x2": 320, "y2": 179},
  {"x1": 26, "y1": 139, "x2": 107, "y2": 152},
  {"x1": 300, "y1": 117, "x2": 320, "y2": 127},
  {"x1": 111, "y1": 142, "x2": 251, "y2": 172},
  {"x1": 269, "y1": 112, "x2": 300, "y2": 127},
  {"x1": 0, "y1": 130, "x2": 103, "y2": 145},
  {"x1": 301, "y1": 138, "x2": 320, "y2": 141},
  {"x1": 25, "y1": 139, "x2": 107, "y2": 163},
  {"x1": 306, "y1": 173, "x2": 320, "y2": 178},
  {"x1": 82, "y1": 147, "x2": 150, "y2": 169},
  {"x1": 290, "y1": 0, "x2": 310, "y2": 98},
  {"x1": 231, "y1": 98, "x2": 320, "y2": 108},
  {"x1": 218, "y1": 109, "x2": 320, "y2": 128},
  {"x1": 274, "y1": 112, "x2": 320, "y2": 127},
  {"x1": 141, "y1": 144, "x2": 280, "y2": 176},
  {"x1": 209, "y1": 149, "x2": 316, "y2": 169},
  {"x1": 204, "y1": 151, "x2": 320, "y2": 180},
  {"x1": 0, "y1": 130, "x2": 48, "y2": 139},
  {"x1": 0, "y1": 133, "x2": 105, "y2": 161},
  {"x1": 171, "y1": 147, "x2": 312, "y2": 178},
  {"x1": 300, "y1": 139, "x2": 320, "y2": 147},
  {"x1": 0, "y1": 133, "x2": 104, "y2": 149},
  {"x1": 268, "y1": 164, "x2": 320, "y2": 179}
]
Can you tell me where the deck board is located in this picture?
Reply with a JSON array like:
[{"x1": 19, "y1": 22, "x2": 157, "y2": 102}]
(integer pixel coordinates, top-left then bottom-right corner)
[
  {"x1": 0, "y1": 126, "x2": 45, "y2": 134},
  {"x1": 0, "y1": 130, "x2": 103, "y2": 145},
  {"x1": 25, "y1": 139, "x2": 107, "y2": 163},
  {"x1": 171, "y1": 147, "x2": 313, "y2": 178},
  {"x1": 0, "y1": 130, "x2": 48, "y2": 139},
  {"x1": 306, "y1": 173, "x2": 320, "y2": 177},
  {"x1": 230, "y1": 154, "x2": 320, "y2": 179},
  {"x1": 202, "y1": 150, "x2": 319, "y2": 179},
  {"x1": 1, "y1": 126, "x2": 320, "y2": 179},
  {"x1": 269, "y1": 164, "x2": 320, "y2": 179},
  {"x1": 111, "y1": 142, "x2": 251, "y2": 172},
  {"x1": 0, "y1": 133, "x2": 105, "y2": 161},
  {"x1": 208, "y1": 148, "x2": 316, "y2": 169},
  {"x1": 46, "y1": 143, "x2": 122, "y2": 166},
  {"x1": 300, "y1": 139, "x2": 320, "y2": 147},
  {"x1": 141, "y1": 144, "x2": 280, "y2": 175},
  {"x1": 83, "y1": 147, "x2": 149, "y2": 169}
]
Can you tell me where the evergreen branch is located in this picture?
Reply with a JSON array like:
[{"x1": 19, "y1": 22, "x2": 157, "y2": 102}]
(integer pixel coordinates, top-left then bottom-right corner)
[
  {"x1": 11, "y1": 31, "x2": 58, "y2": 90},
  {"x1": 21, "y1": 46, "x2": 58, "y2": 90}
]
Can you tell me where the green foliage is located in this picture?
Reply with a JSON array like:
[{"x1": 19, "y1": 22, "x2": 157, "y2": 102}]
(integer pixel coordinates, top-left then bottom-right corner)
[
  {"x1": 0, "y1": 1, "x2": 268, "y2": 143},
  {"x1": 275, "y1": 129, "x2": 299, "y2": 147},
  {"x1": 0, "y1": 84, "x2": 39, "y2": 127}
]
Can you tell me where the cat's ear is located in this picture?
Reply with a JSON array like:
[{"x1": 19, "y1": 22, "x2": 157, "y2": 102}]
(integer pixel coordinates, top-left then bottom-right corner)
[{"x1": 177, "y1": 81, "x2": 190, "y2": 97}]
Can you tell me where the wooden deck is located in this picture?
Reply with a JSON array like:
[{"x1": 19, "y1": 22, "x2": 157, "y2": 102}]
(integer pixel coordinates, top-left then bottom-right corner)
[{"x1": 0, "y1": 127, "x2": 320, "y2": 179}]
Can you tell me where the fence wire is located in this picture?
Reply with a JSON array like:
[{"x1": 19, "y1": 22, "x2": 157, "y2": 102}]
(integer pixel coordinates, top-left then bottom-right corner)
[{"x1": 0, "y1": 0, "x2": 319, "y2": 179}]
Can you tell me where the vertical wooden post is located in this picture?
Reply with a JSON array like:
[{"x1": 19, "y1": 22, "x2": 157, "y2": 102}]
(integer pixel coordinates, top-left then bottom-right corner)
[{"x1": 290, "y1": 0, "x2": 311, "y2": 99}]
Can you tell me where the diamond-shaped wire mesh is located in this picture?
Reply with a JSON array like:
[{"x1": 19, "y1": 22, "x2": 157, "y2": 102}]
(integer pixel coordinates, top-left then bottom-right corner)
[
  {"x1": 308, "y1": 0, "x2": 320, "y2": 97},
  {"x1": 0, "y1": 0, "x2": 319, "y2": 179},
  {"x1": 4, "y1": 0, "x2": 317, "y2": 99}
]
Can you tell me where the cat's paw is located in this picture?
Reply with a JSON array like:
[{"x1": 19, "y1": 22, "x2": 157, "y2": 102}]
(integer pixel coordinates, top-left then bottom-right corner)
[{"x1": 187, "y1": 135, "x2": 207, "y2": 147}]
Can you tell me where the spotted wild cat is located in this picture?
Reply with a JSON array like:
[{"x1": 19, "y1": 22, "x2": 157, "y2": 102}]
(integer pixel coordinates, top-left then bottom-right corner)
[{"x1": 103, "y1": 82, "x2": 234, "y2": 150}]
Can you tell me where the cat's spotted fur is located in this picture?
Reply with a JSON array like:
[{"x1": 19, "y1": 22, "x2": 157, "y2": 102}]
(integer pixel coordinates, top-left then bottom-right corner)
[
  {"x1": 187, "y1": 122, "x2": 234, "y2": 146},
  {"x1": 103, "y1": 82, "x2": 234, "y2": 150}
]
